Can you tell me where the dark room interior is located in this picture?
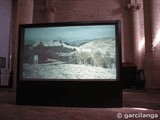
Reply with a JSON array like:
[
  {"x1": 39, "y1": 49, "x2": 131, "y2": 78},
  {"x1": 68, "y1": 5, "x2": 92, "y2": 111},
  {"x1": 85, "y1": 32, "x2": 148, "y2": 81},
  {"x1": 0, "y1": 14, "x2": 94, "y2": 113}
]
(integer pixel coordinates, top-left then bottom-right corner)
[{"x1": 0, "y1": 0, "x2": 160, "y2": 120}]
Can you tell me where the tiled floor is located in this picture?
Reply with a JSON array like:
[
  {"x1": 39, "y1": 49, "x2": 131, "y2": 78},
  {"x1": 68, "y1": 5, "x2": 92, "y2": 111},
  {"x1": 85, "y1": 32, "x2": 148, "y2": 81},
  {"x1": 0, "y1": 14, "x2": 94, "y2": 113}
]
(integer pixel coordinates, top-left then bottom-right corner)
[{"x1": 0, "y1": 89, "x2": 160, "y2": 120}]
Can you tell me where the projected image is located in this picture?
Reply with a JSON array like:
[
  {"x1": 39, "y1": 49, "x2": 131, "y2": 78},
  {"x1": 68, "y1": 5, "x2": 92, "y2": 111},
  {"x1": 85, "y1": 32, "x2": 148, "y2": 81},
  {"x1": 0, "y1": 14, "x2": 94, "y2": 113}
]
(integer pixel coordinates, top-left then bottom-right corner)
[{"x1": 22, "y1": 25, "x2": 116, "y2": 80}]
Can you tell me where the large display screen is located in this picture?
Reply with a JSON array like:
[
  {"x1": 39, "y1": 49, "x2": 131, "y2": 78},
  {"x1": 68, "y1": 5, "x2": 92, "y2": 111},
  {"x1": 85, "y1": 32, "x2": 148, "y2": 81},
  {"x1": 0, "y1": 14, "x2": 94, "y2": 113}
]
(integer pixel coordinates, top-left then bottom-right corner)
[{"x1": 18, "y1": 21, "x2": 121, "y2": 81}]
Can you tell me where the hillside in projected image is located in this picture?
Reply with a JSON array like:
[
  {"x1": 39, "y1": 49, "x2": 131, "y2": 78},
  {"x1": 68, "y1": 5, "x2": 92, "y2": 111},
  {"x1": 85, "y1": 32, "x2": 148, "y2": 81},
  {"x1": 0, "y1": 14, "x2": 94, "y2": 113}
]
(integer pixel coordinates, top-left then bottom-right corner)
[
  {"x1": 22, "y1": 25, "x2": 116, "y2": 80},
  {"x1": 23, "y1": 38, "x2": 116, "y2": 80}
]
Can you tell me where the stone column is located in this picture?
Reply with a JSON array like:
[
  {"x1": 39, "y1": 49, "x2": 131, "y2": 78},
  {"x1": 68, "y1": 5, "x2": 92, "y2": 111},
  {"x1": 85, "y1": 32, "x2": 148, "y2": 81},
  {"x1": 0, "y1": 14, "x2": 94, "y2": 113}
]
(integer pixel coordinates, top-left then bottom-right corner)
[
  {"x1": 143, "y1": 0, "x2": 160, "y2": 91},
  {"x1": 45, "y1": 0, "x2": 55, "y2": 22},
  {"x1": 127, "y1": 0, "x2": 141, "y2": 68},
  {"x1": 18, "y1": 0, "x2": 34, "y2": 24},
  {"x1": 12, "y1": 0, "x2": 34, "y2": 88}
]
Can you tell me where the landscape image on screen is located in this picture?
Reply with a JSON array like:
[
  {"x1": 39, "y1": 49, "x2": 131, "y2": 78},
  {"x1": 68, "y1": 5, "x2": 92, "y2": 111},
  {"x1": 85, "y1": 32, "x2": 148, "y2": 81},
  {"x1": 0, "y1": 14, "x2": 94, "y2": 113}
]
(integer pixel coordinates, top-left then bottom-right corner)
[{"x1": 22, "y1": 25, "x2": 116, "y2": 80}]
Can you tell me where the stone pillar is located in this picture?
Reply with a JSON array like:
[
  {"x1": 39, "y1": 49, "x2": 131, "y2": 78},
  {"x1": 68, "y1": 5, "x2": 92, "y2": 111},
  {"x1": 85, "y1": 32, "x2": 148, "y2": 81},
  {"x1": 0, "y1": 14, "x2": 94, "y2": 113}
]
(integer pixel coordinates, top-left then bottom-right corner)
[
  {"x1": 143, "y1": 0, "x2": 160, "y2": 91},
  {"x1": 12, "y1": 0, "x2": 34, "y2": 88},
  {"x1": 127, "y1": 0, "x2": 141, "y2": 68},
  {"x1": 18, "y1": 0, "x2": 34, "y2": 24},
  {"x1": 45, "y1": 0, "x2": 55, "y2": 22}
]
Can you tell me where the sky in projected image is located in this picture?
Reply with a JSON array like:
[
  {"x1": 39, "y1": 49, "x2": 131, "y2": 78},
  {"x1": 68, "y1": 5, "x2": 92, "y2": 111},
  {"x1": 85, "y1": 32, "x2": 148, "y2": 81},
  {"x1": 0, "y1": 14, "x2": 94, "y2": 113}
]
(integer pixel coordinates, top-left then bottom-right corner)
[{"x1": 24, "y1": 25, "x2": 115, "y2": 45}]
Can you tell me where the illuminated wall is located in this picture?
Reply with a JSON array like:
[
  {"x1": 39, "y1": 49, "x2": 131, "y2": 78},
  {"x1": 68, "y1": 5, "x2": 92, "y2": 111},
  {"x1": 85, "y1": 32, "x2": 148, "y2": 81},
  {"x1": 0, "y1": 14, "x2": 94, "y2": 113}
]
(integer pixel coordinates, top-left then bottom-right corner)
[{"x1": 144, "y1": 0, "x2": 160, "y2": 90}]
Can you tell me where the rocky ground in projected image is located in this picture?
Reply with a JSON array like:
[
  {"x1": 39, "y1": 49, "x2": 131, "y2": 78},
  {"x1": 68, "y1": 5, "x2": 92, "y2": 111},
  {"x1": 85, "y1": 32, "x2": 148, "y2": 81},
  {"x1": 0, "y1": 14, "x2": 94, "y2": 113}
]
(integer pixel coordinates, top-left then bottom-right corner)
[{"x1": 23, "y1": 61, "x2": 116, "y2": 80}]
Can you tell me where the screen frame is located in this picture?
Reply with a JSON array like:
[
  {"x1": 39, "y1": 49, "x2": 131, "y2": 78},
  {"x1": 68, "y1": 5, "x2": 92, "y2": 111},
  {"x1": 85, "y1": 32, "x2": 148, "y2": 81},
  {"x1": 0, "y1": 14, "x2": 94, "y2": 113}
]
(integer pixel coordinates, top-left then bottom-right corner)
[{"x1": 17, "y1": 20, "x2": 121, "y2": 82}]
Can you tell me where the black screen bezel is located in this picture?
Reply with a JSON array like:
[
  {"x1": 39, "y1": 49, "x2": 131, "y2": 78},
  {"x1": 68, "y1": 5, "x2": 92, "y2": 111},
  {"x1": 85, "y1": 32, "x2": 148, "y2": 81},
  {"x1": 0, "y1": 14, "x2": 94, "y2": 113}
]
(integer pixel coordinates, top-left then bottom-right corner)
[{"x1": 17, "y1": 20, "x2": 121, "y2": 82}]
